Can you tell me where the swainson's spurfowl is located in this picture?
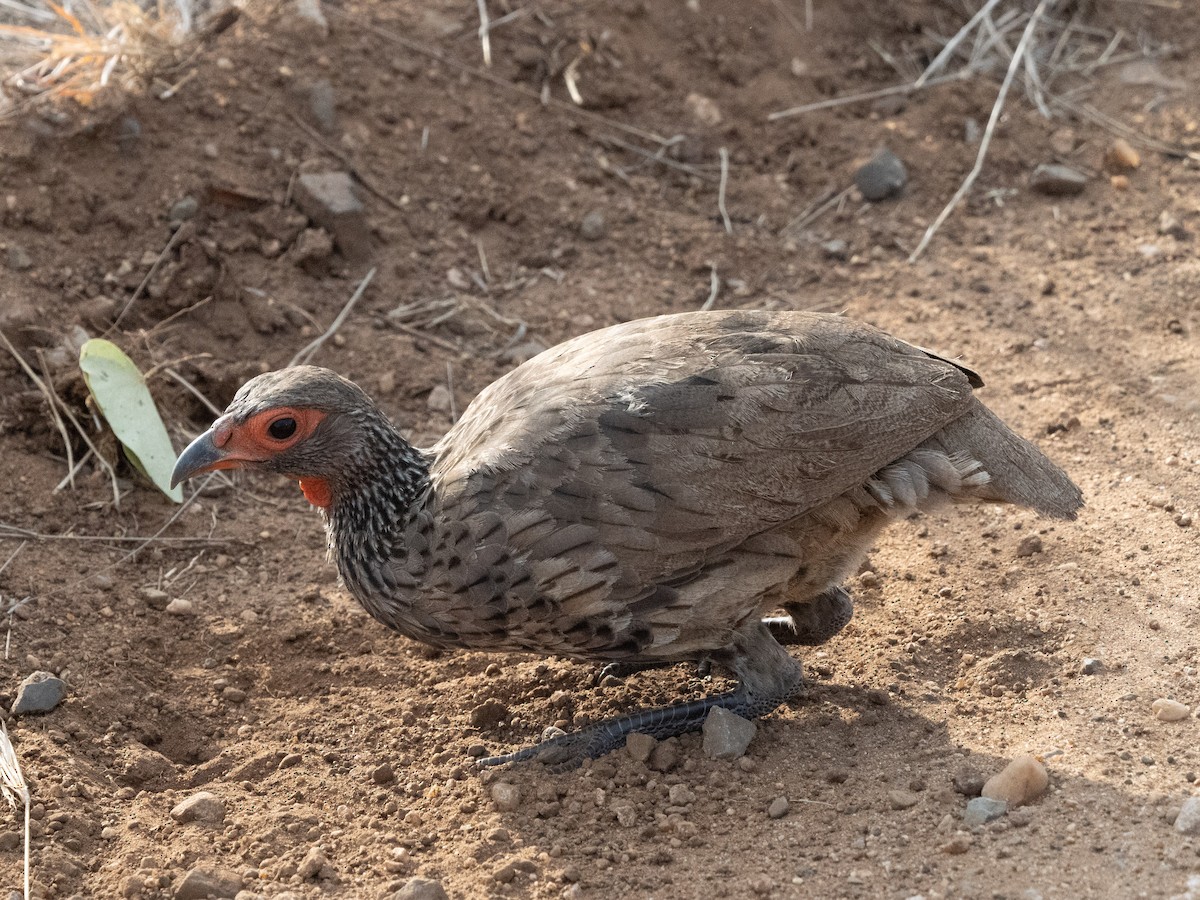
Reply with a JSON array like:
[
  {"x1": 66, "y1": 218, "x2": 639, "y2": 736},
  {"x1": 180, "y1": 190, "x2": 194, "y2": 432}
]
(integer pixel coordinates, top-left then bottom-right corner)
[{"x1": 171, "y1": 310, "x2": 1082, "y2": 768}]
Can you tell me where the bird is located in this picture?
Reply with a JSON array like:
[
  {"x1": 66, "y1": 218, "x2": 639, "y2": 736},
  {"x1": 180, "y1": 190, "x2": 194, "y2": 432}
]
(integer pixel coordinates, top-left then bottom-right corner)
[{"x1": 171, "y1": 309, "x2": 1082, "y2": 769}]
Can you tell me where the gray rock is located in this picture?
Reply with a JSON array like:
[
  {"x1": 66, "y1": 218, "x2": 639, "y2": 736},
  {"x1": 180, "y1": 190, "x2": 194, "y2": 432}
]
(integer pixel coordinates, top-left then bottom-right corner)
[
  {"x1": 1081, "y1": 657, "x2": 1103, "y2": 676},
  {"x1": 491, "y1": 782, "x2": 520, "y2": 813},
  {"x1": 854, "y1": 150, "x2": 907, "y2": 201},
  {"x1": 820, "y1": 239, "x2": 849, "y2": 261},
  {"x1": 11, "y1": 671, "x2": 66, "y2": 715},
  {"x1": 390, "y1": 877, "x2": 448, "y2": 900},
  {"x1": 6, "y1": 245, "x2": 32, "y2": 271},
  {"x1": 579, "y1": 211, "x2": 607, "y2": 241},
  {"x1": 1030, "y1": 164, "x2": 1087, "y2": 196},
  {"x1": 293, "y1": 172, "x2": 371, "y2": 262},
  {"x1": 767, "y1": 796, "x2": 789, "y2": 819},
  {"x1": 308, "y1": 79, "x2": 336, "y2": 132},
  {"x1": 953, "y1": 767, "x2": 986, "y2": 797},
  {"x1": 1175, "y1": 796, "x2": 1200, "y2": 834},
  {"x1": 290, "y1": 0, "x2": 328, "y2": 39},
  {"x1": 963, "y1": 796, "x2": 1008, "y2": 825},
  {"x1": 649, "y1": 738, "x2": 680, "y2": 773},
  {"x1": 174, "y1": 866, "x2": 241, "y2": 900},
  {"x1": 888, "y1": 789, "x2": 919, "y2": 810},
  {"x1": 1016, "y1": 535, "x2": 1043, "y2": 557},
  {"x1": 170, "y1": 791, "x2": 226, "y2": 826},
  {"x1": 702, "y1": 706, "x2": 757, "y2": 759},
  {"x1": 625, "y1": 732, "x2": 656, "y2": 764},
  {"x1": 169, "y1": 196, "x2": 199, "y2": 225},
  {"x1": 372, "y1": 762, "x2": 395, "y2": 784}
]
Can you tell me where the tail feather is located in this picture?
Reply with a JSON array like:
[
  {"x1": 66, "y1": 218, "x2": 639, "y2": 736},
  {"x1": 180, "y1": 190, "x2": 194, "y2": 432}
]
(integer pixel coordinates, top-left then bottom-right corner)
[{"x1": 923, "y1": 400, "x2": 1084, "y2": 520}]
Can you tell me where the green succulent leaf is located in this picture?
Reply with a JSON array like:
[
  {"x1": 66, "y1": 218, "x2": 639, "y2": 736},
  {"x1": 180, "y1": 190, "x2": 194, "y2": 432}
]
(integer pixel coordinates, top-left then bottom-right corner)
[{"x1": 79, "y1": 339, "x2": 183, "y2": 503}]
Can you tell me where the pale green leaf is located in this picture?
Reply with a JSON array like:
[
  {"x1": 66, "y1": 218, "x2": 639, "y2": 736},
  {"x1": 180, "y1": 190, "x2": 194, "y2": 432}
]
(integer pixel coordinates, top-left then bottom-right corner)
[{"x1": 79, "y1": 339, "x2": 183, "y2": 503}]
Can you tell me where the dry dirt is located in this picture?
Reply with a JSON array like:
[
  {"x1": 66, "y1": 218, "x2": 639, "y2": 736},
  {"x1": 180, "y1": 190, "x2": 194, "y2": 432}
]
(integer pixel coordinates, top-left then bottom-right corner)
[{"x1": 1, "y1": 0, "x2": 1199, "y2": 897}]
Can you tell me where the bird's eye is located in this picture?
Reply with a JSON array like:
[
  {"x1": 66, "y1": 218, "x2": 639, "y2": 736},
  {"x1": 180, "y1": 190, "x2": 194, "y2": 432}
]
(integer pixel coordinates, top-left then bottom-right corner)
[{"x1": 268, "y1": 417, "x2": 297, "y2": 440}]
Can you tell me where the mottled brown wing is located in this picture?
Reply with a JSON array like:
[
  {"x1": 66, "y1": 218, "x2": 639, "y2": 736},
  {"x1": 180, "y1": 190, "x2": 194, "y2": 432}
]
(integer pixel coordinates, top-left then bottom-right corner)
[{"x1": 421, "y1": 310, "x2": 975, "y2": 655}]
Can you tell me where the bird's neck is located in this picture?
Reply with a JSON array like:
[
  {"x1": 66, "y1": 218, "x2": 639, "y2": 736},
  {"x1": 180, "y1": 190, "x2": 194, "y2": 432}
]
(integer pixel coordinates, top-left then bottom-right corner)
[{"x1": 323, "y1": 417, "x2": 431, "y2": 583}]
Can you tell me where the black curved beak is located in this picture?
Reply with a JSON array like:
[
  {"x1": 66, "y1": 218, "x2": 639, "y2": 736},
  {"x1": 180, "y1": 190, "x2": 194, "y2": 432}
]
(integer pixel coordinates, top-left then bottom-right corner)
[{"x1": 171, "y1": 427, "x2": 233, "y2": 488}]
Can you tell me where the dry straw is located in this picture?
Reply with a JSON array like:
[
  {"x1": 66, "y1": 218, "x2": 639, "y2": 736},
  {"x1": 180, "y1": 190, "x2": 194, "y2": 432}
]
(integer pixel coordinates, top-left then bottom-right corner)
[
  {"x1": 0, "y1": 722, "x2": 30, "y2": 900},
  {"x1": 0, "y1": 0, "x2": 192, "y2": 117}
]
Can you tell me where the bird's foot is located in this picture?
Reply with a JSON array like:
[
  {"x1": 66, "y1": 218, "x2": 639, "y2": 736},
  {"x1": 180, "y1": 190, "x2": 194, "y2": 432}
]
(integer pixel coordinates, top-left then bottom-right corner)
[{"x1": 476, "y1": 685, "x2": 790, "y2": 772}]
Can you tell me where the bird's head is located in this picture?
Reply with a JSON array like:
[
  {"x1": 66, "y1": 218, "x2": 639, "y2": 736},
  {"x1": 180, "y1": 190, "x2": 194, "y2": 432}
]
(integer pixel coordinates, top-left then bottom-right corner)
[{"x1": 171, "y1": 366, "x2": 385, "y2": 509}]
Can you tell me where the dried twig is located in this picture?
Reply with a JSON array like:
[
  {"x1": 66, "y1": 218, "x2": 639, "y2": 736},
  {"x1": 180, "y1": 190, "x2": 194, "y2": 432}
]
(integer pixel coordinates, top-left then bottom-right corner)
[
  {"x1": 286, "y1": 112, "x2": 406, "y2": 212},
  {"x1": 717, "y1": 147, "x2": 732, "y2": 235},
  {"x1": 289, "y1": 267, "x2": 377, "y2": 367},
  {"x1": 0, "y1": 522, "x2": 238, "y2": 546},
  {"x1": 475, "y1": 0, "x2": 491, "y2": 67},
  {"x1": 909, "y1": 0, "x2": 1051, "y2": 262},
  {"x1": 701, "y1": 266, "x2": 720, "y2": 311},
  {"x1": 109, "y1": 225, "x2": 188, "y2": 331},
  {"x1": 162, "y1": 366, "x2": 223, "y2": 417},
  {"x1": 0, "y1": 328, "x2": 75, "y2": 487},
  {"x1": 916, "y1": 0, "x2": 1004, "y2": 87},
  {"x1": 331, "y1": 9, "x2": 669, "y2": 145},
  {"x1": 767, "y1": 71, "x2": 968, "y2": 121}
]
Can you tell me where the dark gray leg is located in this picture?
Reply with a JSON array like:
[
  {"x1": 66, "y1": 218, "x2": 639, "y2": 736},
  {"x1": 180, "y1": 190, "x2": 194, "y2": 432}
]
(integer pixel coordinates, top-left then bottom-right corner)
[
  {"x1": 477, "y1": 624, "x2": 802, "y2": 771},
  {"x1": 765, "y1": 586, "x2": 853, "y2": 646}
]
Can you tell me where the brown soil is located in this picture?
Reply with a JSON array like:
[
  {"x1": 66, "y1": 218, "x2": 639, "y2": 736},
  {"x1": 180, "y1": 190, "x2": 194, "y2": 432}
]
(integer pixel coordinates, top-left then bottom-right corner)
[{"x1": 1, "y1": 1, "x2": 1199, "y2": 897}]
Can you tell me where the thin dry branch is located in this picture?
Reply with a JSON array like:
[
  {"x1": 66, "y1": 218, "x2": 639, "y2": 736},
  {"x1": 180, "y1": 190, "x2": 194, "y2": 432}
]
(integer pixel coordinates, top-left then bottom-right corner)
[
  {"x1": 909, "y1": 0, "x2": 1051, "y2": 262},
  {"x1": 0, "y1": 328, "x2": 75, "y2": 487},
  {"x1": 289, "y1": 267, "x2": 377, "y2": 367},
  {"x1": 331, "y1": 8, "x2": 670, "y2": 146},
  {"x1": 717, "y1": 147, "x2": 732, "y2": 235}
]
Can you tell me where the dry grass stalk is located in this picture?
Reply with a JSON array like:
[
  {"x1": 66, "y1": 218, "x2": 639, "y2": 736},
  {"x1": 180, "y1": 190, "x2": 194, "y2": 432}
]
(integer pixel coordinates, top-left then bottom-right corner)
[
  {"x1": 0, "y1": 0, "x2": 189, "y2": 117},
  {"x1": 0, "y1": 722, "x2": 30, "y2": 900}
]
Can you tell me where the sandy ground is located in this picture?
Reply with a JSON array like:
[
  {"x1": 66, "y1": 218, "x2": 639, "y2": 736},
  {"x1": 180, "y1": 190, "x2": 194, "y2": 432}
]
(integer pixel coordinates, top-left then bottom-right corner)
[{"x1": 0, "y1": 0, "x2": 1198, "y2": 897}]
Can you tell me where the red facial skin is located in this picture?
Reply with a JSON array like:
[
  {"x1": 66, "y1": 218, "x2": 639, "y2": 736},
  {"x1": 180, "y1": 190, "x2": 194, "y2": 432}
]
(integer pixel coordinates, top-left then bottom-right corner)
[{"x1": 184, "y1": 408, "x2": 333, "y2": 508}]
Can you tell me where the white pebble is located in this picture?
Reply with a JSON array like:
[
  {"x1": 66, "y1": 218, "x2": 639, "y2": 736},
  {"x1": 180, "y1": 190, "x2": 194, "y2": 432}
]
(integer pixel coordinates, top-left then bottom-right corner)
[{"x1": 1152, "y1": 698, "x2": 1190, "y2": 722}]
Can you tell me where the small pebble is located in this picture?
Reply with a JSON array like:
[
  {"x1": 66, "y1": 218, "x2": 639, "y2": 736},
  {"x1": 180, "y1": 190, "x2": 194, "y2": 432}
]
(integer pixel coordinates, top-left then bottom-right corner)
[
  {"x1": 952, "y1": 767, "x2": 985, "y2": 797},
  {"x1": 491, "y1": 782, "x2": 520, "y2": 813},
  {"x1": 222, "y1": 687, "x2": 247, "y2": 704},
  {"x1": 767, "y1": 796, "x2": 789, "y2": 819},
  {"x1": 684, "y1": 92, "x2": 722, "y2": 127},
  {"x1": 579, "y1": 211, "x2": 607, "y2": 241},
  {"x1": 702, "y1": 707, "x2": 757, "y2": 759},
  {"x1": 940, "y1": 834, "x2": 972, "y2": 854},
  {"x1": 1152, "y1": 698, "x2": 1190, "y2": 722},
  {"x1": 1081, "y1": 657, "x2": 1102, "y2": 676},
  {"x1": 625, "y1": 732, "x2": 656, "y2": 764},
  {"x1": 168, "y1": 196, "x2": 199, "y2": 224},
  {"x1": 11, "y1": 671, "x2": 66, "y2": 715},
  {"x1": 821, "y1": 239, "x2": 850, "y2": 261},
  {"x1": 1105, "y1": 138, "x2": 1140, "y2": 172},
  {"x1": 981, "y1": 755, "x2": 1048, "y2": 807},
  {"x1": 165, "y1": 598, "x2": 195, "y2": 616},
  {"x1": 888, "y1": 789, "x2": 919, "y2": 810},
  {"x1": 170, "y1": 791, "x2": 225, "y2": 826},
  {"x1": 1175, "y1": 797, "x2": 1200, "y2": 835},
  {"x1": 372, "y1": 762, "x2": 396, "y2": 784},
  {"x1": 1030, "y1": 163, "x2": 1087, "y2": 196},
  {"x1": 426, "y1": 384, "x2": 453, "y2": 414},
  {"x1": 297, "y1": 846, "x2": 328, "y2": 879},
  {"x1": 470, "y1": 699, "x2": 508, "y2": 729},
  {"x1": 649, "y1": 739, "x2": 680, "y2": 773},
  {"x1": 963, "y1": 796, "x2": 1007, "y2": 826},
  {"x1": 854, "y1": 149, "x2": 907, "y2": 201},
  {"x1": 1015, "y1": 535, "x2": 1043, "y2": 557},
  {"x1": 6, "y1": 245, "x2": 32, "y2": 271}
]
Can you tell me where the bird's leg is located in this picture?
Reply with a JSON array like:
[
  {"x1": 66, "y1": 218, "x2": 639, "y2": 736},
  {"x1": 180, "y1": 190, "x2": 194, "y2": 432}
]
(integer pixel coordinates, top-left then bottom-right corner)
[
  {"x1": 478, "y1": 624, "x2": 802, "y2": 771},
  {"x1": 764, "y1": 585, "x2": 853, "y2": 646}
]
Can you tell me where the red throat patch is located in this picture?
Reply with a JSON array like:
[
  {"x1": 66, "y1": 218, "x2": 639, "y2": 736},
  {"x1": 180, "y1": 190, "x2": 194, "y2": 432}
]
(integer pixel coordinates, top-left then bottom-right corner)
[{"x1": 298, "y1": 477, "x2": 333, "y2": 509}]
